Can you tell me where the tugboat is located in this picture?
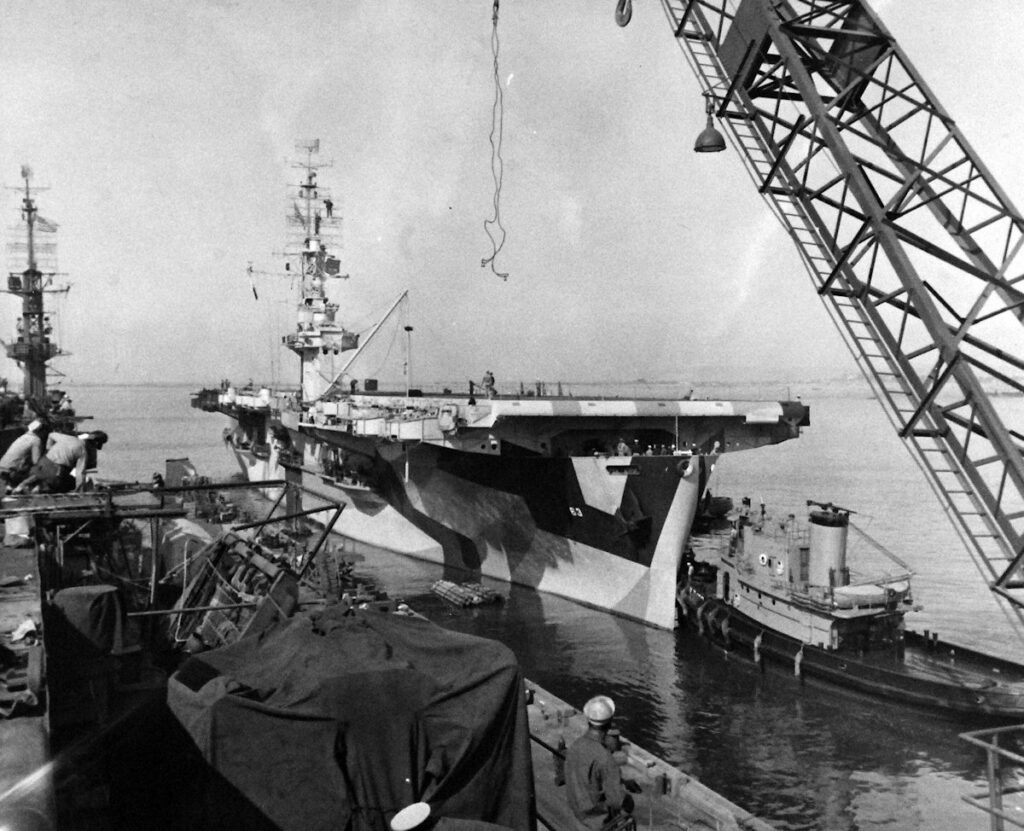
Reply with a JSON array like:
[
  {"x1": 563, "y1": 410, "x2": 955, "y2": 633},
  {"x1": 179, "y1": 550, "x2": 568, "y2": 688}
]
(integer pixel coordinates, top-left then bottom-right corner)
[
  {"x1": 680, "y1": 500, "x2": 1024, "y2": 718},
  {"x1": 193, "y1": 140, "x2": 811, "y2": 630},
  {"x1": 0, "y1": 166, "x2": 83, "y2": 450}
]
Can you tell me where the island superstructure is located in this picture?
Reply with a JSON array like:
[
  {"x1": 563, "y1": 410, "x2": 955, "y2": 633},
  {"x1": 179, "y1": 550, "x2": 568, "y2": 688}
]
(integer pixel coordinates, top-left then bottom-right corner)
[{"x1": 193, "y1": 140, "x2": 810, "y2": 629}]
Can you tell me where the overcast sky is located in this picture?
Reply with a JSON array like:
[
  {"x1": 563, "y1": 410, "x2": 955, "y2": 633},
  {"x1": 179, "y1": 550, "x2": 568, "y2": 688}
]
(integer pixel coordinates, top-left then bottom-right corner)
[{"x1": 0, "y1": 0, "x2": 1020, "y2": 388}]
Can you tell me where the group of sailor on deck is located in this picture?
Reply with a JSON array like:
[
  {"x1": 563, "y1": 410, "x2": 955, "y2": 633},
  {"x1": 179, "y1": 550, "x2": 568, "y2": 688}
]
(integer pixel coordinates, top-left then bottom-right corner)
[{"x1": 0, "y1": 419, "x2": 108, "y2": 494}]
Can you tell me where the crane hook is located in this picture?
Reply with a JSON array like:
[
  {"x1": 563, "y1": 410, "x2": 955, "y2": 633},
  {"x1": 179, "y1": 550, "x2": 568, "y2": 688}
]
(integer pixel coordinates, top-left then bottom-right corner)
[{"x1": 615, "y1": 0, "x2": 633, "y2": 27}]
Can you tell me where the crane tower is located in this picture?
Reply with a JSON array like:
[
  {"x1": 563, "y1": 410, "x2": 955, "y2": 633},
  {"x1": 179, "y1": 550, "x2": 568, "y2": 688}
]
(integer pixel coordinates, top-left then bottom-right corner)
[{"x1": 655, "y1": 0, "x2": 1024, "y2": 622}]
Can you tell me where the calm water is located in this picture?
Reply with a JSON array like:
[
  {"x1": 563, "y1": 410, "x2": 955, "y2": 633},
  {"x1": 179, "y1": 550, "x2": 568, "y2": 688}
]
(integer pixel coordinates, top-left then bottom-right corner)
[{"x1": 67, "y1": 381, "x2": 1021, "y2": 831}]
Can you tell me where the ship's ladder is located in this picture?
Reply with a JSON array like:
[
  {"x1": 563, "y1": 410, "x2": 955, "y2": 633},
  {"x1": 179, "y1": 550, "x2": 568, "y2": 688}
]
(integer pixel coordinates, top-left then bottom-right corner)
[{"x1": 660, "y1": 0, "x2": 1024, "y2": 638}]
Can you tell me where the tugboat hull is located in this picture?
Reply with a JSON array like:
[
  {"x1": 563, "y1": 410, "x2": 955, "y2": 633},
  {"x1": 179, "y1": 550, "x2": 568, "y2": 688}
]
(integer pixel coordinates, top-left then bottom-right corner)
[{"x1": 681, "y1": 591, "x2": 1024, "y2": 718}]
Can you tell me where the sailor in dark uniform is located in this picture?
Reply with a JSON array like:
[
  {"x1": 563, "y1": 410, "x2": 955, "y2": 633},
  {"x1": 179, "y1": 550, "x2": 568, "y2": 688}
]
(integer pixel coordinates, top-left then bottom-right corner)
[{"x1": 564, "y1": 696, "x2": 634, "y2": 831}]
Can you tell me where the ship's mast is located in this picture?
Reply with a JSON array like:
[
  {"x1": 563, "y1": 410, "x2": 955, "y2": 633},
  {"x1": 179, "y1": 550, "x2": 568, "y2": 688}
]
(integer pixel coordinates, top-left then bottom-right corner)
[
  {"x1": 6, "y1": 166, "x2": 62, "y2": 406},
  {"x1": 280, "y1": 140, "x2": 355, "y2": 403},
  {"x1": 297, "y1": 140, "x2": 329, "y2": 330}
]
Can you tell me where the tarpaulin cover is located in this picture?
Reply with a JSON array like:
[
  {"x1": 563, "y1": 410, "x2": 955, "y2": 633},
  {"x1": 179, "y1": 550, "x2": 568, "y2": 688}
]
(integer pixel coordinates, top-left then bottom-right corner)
[
  {"x1": 48, "y1": 585, "x2": 129, "y2": 670},
  {"x1": 167, "y1": 607, "x2": 535, "y2": 831}
]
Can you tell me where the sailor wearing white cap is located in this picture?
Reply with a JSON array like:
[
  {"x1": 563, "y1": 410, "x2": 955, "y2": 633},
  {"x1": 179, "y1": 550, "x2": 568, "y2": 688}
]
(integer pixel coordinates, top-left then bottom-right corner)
[
  {"x1": 583, "y1": 696, "x2": 615, "y2": 725},
  {"x1": 0, "y1": 419, "x2": 46, "y2": 491},
  {"x1": 564, "y1": 696, "x2": 634, "y2": 831}
]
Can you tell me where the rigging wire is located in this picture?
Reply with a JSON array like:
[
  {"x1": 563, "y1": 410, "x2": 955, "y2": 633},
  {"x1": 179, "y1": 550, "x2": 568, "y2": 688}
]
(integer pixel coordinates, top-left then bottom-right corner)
[
  {"x1": 349, "y1": 293, "x2": 410, "y2": 338},
  {"x1": 480, "y1": 0, "x2": 509, "y2": 281},
  {"x1": 365, "y1": 316, "x2": 403, "y2": 383},
  {"x1": 848, "y1": 520, "x2": 914, "y2": 577},
  {"x1": 245, "y1": 262, "x2": 293, "y2": 387}
]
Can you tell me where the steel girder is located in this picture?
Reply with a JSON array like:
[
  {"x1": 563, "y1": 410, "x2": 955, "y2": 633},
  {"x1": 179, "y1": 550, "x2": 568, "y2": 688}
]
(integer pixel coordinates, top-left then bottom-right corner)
[{"x1": 662, "y1": 0, "x2": 1024, "y2": 624}]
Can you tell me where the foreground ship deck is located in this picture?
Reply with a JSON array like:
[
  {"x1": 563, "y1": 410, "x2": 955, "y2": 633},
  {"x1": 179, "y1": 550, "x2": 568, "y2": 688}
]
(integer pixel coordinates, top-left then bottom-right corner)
[{"x1": 0, "y1": 486, "x2": 776, "y2": 831}]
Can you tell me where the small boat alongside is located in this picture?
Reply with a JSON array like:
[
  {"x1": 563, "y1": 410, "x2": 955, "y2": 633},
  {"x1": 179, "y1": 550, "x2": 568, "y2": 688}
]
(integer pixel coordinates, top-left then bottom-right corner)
[{"x1": 679, "y1": 500, "x2": 1024, "y2": 718}]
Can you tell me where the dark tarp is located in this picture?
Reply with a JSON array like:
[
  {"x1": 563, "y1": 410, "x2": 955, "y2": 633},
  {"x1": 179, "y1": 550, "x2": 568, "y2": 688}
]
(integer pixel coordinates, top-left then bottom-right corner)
[
  {"x1": 167, "y1": 607, "x2": 535, "y2": 831},
  {"x1": 47, "y1": 585, "x2": 131, "y2": 673}
]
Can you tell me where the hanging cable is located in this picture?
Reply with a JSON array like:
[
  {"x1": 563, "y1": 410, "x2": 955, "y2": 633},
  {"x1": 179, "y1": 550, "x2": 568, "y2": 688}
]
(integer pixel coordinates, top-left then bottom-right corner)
[
  {"x1": 481, "y1": 0, "x2": 509, "y2": 281},
  {"x1": 366, "y1": 318, "x2": 403, "y2": 382},
  {"x1": 615, "y1": 0, "x2": 633, "y2": 27},
  {"x1": 247, "y1": 262, "x2": 259, "y2": 300}
]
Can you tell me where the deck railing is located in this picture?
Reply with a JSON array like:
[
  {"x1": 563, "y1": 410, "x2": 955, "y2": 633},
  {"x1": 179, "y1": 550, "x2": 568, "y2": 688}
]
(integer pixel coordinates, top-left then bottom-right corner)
[{"x1": 961, "y1": 724, "x2": 1024, "y2": 829}]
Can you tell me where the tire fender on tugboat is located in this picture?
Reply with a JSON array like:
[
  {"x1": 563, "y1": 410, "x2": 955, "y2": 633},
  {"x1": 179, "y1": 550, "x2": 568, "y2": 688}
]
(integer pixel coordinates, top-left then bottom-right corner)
[
  {"x1": 696, "y1": 599, "x2": 714, "y2": 636},
  {"x1": 720, "y1": 613, "x2": 732, "y2": 649},
  {"x1": 676, "y1": 456, "x2": 697, "y2": 478}
]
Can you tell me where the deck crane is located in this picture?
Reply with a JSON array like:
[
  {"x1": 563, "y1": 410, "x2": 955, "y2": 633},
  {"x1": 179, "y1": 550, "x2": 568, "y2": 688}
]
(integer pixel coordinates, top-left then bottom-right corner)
[{"x1": 636, "y1": 0, "x2": 1024, "y2": 631}]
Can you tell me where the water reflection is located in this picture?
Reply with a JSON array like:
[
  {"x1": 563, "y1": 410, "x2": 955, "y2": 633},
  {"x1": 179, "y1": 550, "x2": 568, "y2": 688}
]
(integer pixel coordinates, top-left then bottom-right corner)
[{"x1": 352, "y1": 547, "x2": 989, "y2": 830}]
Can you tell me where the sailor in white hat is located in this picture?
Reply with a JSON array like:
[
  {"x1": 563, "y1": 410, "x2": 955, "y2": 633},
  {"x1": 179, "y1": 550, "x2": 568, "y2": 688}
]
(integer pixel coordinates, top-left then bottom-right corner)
[
  {"x1": 564, "y1": 695, "x2": 635, "y2": 831},
  {"x1": 0, "y1": 419, "x2": 46, "y2": 492},
  {"x1": 583, "y1": 695, "x2": 615, "y2": 726}
]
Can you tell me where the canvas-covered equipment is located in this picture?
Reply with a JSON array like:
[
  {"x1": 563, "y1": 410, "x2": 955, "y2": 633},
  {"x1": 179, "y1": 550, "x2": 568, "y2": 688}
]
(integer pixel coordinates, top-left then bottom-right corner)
[{"x1": 167, "y1": 606, "x2": 535, "y2": 831}]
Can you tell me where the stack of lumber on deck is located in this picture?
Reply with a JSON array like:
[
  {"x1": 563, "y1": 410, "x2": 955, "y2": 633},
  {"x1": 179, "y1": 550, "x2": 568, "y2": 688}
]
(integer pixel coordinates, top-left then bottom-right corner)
[{"x1": 431, "y1": 580, "x2": 502, "y2": 607}]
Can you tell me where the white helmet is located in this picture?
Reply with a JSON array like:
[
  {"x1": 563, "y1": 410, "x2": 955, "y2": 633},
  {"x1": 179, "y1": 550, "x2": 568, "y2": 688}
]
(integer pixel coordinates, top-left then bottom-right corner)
[{"x1": 583, "y1": 695, "x2": 615, "y2": 726}]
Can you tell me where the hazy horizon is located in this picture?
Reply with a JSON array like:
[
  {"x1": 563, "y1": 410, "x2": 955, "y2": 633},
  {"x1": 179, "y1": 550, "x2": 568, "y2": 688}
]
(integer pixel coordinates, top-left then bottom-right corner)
[{"x1": 0, "y1": 2, "x2": 1021, "y2": 390}]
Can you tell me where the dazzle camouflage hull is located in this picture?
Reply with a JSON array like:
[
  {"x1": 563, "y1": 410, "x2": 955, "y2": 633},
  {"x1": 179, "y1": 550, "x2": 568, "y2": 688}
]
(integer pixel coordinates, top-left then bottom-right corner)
[{"x1": 199, "y1": 387, "x2": 808, "y2": 629}]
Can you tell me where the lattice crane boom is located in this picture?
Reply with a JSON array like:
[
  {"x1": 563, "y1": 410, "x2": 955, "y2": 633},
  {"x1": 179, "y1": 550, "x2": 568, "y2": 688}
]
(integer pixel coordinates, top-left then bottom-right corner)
[{"x1": 658, "y1": 0, "x2": 1024, "y2": 624}]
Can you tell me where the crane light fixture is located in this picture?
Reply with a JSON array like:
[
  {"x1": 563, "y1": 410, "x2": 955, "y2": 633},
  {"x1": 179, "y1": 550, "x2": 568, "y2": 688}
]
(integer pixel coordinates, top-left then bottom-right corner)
[{"x1": 694, "y1": 95, "x2": 726, "y2": 153}]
